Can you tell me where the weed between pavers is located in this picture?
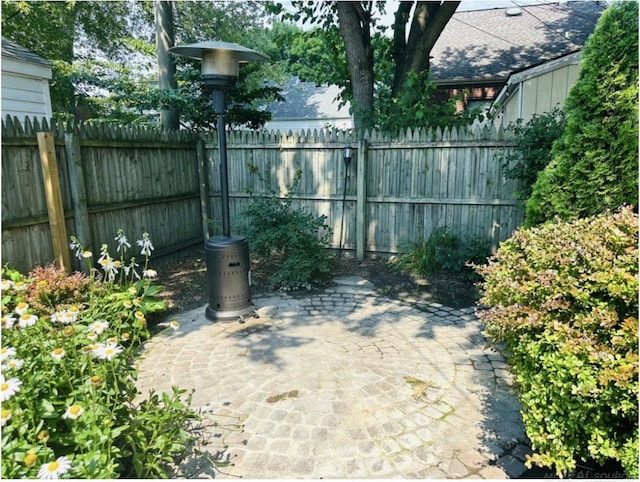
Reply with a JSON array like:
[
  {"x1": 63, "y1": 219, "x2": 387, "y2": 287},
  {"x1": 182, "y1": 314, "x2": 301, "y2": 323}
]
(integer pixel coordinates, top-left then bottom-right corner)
[
  {"x1": 266, "y1": 390, "x2": 300, "y2": 403},
  {"x1": 404, "y1": 376, "x2": 432, "y2": 402}
]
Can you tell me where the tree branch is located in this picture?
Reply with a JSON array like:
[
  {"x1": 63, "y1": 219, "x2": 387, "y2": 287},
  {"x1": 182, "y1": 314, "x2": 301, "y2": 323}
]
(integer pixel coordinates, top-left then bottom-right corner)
[
  {"x1": 392, "y1": 1, "x2": 413, "y2": 73},
  {"x1": 392, "y1": 0, "x2": 460, "y2": 98}
]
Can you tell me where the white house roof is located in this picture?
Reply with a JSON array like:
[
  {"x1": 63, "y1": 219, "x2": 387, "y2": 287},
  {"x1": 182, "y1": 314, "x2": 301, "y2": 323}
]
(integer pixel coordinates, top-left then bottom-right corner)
[
  {"x1": 1, "y1": 37, "x2": 52, "y2": 80},
  {"x1": 1, "y1": 37, "x2": 51, "y2": 67}
]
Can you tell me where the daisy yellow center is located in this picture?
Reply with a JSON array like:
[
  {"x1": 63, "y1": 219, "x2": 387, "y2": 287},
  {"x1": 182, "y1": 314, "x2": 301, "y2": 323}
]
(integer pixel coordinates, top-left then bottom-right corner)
[
  {"x1": 20, "y1": 314, "x2": 30, "y2": 319},
  {"x1": 1, "y1": 383, "x2": 8, "y2": 391},
  {"x1": 105, "y1": 348, "x2": 114, "y2": 355},
  {"x1": 90, "y1": 375, "x2": 101, "y2": 384},
  {"x1": 1, "y1": 348, "x2": 7, "y2": 354},
  {"x1": 69, "y1": 405, "x2": 82, "y2": 416},
  {"x1": 16, "y1": 302, "x2": 26, "y2": 309},
  {"x1": 53, "y1": 348, "x2": 64, "y2": 355},
  {"x1": 1, "y1": 409, "x2": 9, "y2": 418},
  {"x1": 47, "y1": 461, "x2": 60, "y2": 472}
]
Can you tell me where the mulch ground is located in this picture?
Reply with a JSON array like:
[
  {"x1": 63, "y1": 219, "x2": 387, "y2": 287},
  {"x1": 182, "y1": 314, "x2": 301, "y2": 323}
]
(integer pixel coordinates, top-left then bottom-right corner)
[{"x1": 151, "y1": 246, "x2": 479, "y2": 319}]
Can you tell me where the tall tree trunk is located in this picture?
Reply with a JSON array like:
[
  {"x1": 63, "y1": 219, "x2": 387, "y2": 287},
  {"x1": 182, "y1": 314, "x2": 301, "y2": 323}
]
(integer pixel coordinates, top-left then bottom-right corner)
[
  {"x1": 336, "y1": 1, "x2": 375, "y2": 130},
  {"x1": 154, "y1": 0, "x2": 179, "y2": 130},
  {"x1": 391, "y1": 1, "x2": 460, "y2": 98}
]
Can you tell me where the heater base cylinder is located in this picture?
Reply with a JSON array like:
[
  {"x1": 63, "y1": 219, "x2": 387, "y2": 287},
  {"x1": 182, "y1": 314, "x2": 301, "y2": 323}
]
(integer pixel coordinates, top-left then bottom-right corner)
[{"x1": 205, "y1": 235, "x2": 254, "y2": 321}]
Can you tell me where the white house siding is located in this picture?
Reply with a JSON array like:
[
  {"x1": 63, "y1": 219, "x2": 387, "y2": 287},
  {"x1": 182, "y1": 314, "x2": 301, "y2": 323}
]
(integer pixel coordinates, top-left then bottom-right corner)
[{"x1": 1, "y1": 52, "x2": 53, "y2": 122}]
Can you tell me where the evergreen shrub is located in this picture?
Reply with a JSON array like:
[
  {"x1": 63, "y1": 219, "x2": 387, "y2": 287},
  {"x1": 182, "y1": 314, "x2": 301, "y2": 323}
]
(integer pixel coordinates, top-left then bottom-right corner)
[
  {"x1": 476, "y1": 207, "x2": 638, "y2": 477},
  {"x1": 525, "y1": 2, "x2": 639, "y2": 226}
]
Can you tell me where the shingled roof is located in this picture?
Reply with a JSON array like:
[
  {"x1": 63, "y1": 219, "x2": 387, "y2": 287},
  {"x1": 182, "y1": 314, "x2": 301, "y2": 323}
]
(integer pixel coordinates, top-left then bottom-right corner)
[
  {"x1": 1, "y1": 37, "x2": 51, "y2": 67},
  {"x1": 265, "y1": 76, "x2": 350, "y2": 119},
  {"x1": 430, "y1": 1, "x2": 605, "y2": 83}
]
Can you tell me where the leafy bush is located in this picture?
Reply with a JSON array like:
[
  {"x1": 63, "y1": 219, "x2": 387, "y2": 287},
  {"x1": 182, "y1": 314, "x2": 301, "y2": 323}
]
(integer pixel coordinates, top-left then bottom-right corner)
[
  {"x1": 475, "y1": 207, "x2": 638, "y2": 477},
  {"x1": 375, "y1": 72, "x2": 484, "y2": 133},
  {"x1": 391, "y1": 228, "x2": 491, "y2": 281},
  {"x1": 241, "y1": 166, "x2": 333, "y2": 290},
  {"x1": 1, "y1": 231, "x2": 197, "y2": 479},
  {"x1": 525, "y1": 2, "x2": 639, "y2": 226},
  {"x1": 499, "y1": 108, "x2": 566, "y2": 201}
]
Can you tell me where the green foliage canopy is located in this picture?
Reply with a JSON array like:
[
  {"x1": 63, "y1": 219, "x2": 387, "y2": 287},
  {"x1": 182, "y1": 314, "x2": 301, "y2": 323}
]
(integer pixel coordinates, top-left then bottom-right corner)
[
  {"x1": 1, "y1": 0, "x2": 286, "y2": 129},
  {"x1": 1, "y1": 0, "x2": 134, "y2": 116},
  {"x1": 270, "y1": 1, "x2": 477, "y2": 132}
]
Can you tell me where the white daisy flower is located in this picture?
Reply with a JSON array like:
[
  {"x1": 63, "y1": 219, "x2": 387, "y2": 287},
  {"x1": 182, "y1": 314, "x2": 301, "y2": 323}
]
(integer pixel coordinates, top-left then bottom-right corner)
[
  {"x1": 51, "y1": 348, "x2": 65, "y2": 361},
  {"x1": 13, "y1": 281, "x2": 27, "y2": 292},
  {"x1": 0, "y1": 346, "x2": 17, "y2": 361},
  {"x1": 51, "y1": 309, "x2": 76, "y2": 325},
  {"x1": 3, "y1": 358, "x2": 24, "y2": 370},
  {"x1": 95, "y1": 342, "x2": 123, "y2": 361},
  {"x1": 1, "y1": 315, "x2": 15, "y2": 329},
  {"x1": 86, "y1": 331, "x2": 98, "y2": 341},
  {"x1": 1, "y1": 408, "x2": 11, "y2": 426},
  {"x1": 82, "y1": 250, "x2": 92, "y2": 258},
  {"x1": 18, "y1": 313, "x2": 38, "y2": 329},
  {"x1": 99, "y1": 257, "x2": 118, "y2": 283},
  {"x1": 37, "y1": 455, "x2": 72, "y2": 479},
  {"x1": 1, "y1": 279, "x2": 14, "y2": 291},
  {"x1": 62, "y1": 404, "x2": 83, "y2": 420},
  {"x1": 1, "y1": 375, "x2": 22, "y2": 401},
  {"x1": 142, "y1": 269, "x2": 157, "y2": 279},
  {"x1": 169, "y1": 320, "x2": 180, "y2": 331},
  {"x1": 14, "y1": 302, "x2": 29, "y2": 316},
  {"x1": 88, "y1": 320, "x2": 109, "y2": 335}
]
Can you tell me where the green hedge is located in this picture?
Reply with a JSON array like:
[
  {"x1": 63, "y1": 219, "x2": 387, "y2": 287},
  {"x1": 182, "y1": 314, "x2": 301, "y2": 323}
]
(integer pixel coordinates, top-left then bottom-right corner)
[{"x1": 476, "y1": 207, "x2": 638, "y2": 477}]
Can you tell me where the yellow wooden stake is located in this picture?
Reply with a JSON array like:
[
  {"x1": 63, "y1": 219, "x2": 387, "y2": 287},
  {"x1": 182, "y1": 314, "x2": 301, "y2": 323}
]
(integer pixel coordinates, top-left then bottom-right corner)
[{"x1": 37, "y1": 131, "x2": 71, "y2": 272}]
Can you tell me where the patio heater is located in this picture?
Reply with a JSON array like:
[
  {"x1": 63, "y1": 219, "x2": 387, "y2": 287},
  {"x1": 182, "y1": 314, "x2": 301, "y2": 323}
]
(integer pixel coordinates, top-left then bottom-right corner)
[{"x1": 170, "y1": 41, "x2": 268, "y2": 321}]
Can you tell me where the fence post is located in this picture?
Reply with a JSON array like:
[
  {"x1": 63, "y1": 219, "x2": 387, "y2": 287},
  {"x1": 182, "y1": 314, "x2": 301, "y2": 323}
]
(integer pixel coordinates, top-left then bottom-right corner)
[
  {"x1": 65, "y1": 132, "x2": 92, "y2": 273},
  {"x1": 37, "y1": 131, "x2": 71, "y2": 272},
  {"x1": 355, "y1": 138, "x2": 368, "y2": 261},
  {"x1": 196, "y1": 136, "x2": 211, "y2": 240}
]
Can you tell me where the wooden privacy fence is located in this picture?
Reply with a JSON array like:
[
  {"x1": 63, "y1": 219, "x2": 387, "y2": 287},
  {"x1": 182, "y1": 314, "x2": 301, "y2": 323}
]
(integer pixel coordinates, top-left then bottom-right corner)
[{"x1": 1, "y1": 116, "x2": 520, "y2": 275}]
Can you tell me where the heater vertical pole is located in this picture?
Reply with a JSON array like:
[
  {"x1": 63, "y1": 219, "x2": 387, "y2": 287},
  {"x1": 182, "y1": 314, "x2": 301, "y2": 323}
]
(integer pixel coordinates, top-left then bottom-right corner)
[{"x1": 213, "y1": 89, "x2": 231, "y2": 237}]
